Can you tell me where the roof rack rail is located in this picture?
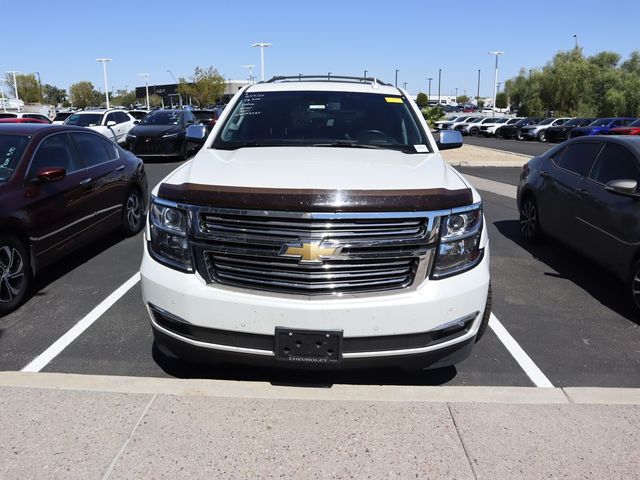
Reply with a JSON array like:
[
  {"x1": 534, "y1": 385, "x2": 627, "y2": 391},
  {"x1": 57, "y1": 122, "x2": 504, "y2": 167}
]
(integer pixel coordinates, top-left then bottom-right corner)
[{"x1": 264, "y1": 75, "x2": 393, "y2": 87}]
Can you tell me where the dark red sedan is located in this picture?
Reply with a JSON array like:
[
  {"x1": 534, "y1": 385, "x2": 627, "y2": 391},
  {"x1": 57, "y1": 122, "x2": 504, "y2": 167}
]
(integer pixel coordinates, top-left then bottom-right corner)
[
  {"x1": 609, "y1": 118, "x2": 640, "y2": 136},
  {"x1": 0, "y1": 118, "x2": 51, "y2": 124},
  {"x1": 0, "y1": 124, "x2": 148, "y2": 315}
]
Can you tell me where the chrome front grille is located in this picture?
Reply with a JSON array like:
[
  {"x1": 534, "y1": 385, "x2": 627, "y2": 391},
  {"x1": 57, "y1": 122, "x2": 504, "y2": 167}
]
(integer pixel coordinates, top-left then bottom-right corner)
[{"x1": 191, "y1": 209, "x2": 441, "y2": 296}]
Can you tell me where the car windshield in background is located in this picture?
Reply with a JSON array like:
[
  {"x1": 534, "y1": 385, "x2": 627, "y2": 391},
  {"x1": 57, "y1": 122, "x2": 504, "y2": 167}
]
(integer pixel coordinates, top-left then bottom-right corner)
[
  {"x1": 193, "y1": 111, "x2": 217, "y2": 121},
  {"x1": 0, "y1": 113, "x2": 17, "y2": 119},
  {"x1": 538, "y1": 119, "x2": 555, "y2": 126},
  {"x1": 128, "y1": 111, "x2": 148, "y2": 120},
  {"x1": 213, "y1": 91, "x2": 428, "y2": 152},
  {"x1": 141, "y1": 111, "x2": 181, "y2": 125},
  {"x1": 629, "y1": 119, "x2": 640, "y2": 127},
  {"x1": 0, "y1": 134, "x2": 29, "y2": 181},
  {"x1": 562, "y1": 119, "x2": 582, "y2": 127},
  {"x1": 66, "y1": 113, "x2": 103, "y2": 127},
  {"x1": 589, "y1": 118, "x2": 611, "y2": 127},
  {"x1": 495, "y1": 118, "x2": 508, "y2": 123},
  {"x1": 53, "y1": 113, "x2": 73, "y2": 122}
]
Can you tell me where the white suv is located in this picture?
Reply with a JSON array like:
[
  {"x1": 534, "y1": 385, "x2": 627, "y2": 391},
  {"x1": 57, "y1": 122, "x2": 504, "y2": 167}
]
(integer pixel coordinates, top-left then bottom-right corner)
[
  {"x1": 64, "y1": 109, "x2": 137, "y2": 144},
  {"x1": 140, "y1": 75, "x2": 491, "y2": 370}
]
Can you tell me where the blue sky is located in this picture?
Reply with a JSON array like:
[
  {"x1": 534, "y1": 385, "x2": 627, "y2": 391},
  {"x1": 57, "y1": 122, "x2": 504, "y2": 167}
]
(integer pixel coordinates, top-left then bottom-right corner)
[{"x1": 3, "y1": 0, "x2": 639, "y2": 97}]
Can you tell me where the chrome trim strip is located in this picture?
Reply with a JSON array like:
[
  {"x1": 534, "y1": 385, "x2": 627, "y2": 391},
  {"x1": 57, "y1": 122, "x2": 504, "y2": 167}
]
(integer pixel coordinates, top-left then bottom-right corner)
[
  {"x1": 29, "y1": 204, "x2": 122, "y2": 241},
  {"x1": 575, "y1": 217, "x2": 640, "y2": 246}
]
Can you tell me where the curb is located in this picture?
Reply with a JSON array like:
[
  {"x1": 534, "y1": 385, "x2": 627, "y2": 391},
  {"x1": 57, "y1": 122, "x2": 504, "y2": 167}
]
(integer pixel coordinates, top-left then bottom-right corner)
[{"x1": 1, "y1": 372, "x2": 640, "y2": 405}]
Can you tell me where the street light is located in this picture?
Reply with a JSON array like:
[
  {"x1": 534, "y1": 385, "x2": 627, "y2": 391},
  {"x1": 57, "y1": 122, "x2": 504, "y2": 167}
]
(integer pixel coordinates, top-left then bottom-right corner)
[
  {"x1": 488, "y1": 51, "x2": 504, "y2": 115},
  {"x1": 166, "y1": 70, "x2": 182, "y2": 107},
  {"x1": 455, "y1": 87, "x2": 458, "y2": 103},
  {"x1": 364, "y1": 70, "x2": 368, "y2": 79},
  {"x1": 251, "y1": 42, "x2": 272, "y2": 81},
  {"x1": 395, "y1": 69, "x2": 399, "y2": 87},
  {"x1": 573, "y1": 34, "x2": 578, "y2": 49},
  {"x1": 437, "y1": 69, "x2": 442, "y2": 105},
  {"x1": 403, "y1": 82, "x2": 407, "y2": 90},
  {"x1": 137, "y1": 73, "x2": 150, "y2": 110},
  {"x1": 0, "y1": 79, "x2": 6, "y2": 113},
  {"x1": 427, "y1": 77, "x2": 433, "y2": 100},
  {"x1": 241, "y1": 64, "x2": 255, "y2": 83},
  {"x1": 96, "y1": 58, "x2": 112, "y2": 108},
  {"x1": 6, "y1": 71, "x2": 21, "y2": 112}
]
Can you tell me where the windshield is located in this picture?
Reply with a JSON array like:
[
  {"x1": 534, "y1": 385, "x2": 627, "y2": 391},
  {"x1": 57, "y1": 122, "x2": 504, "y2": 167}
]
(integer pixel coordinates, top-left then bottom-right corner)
[
  {"x1": 0, "y1": 134, "x2": 29, "y2": 182},
  {"x1": 562, "y1": 118, "x2": 582, "y2": 127},
  {"x1": 53, "y1": 113, "x2": 72, "y2": 122},
  {"x1": 128, "y1": 111, "x2": 148, "y2": 120},
  {"x1": 588, "y1": 118, "x2": 612, "y2": 127},
  {"x1": 140, "y1": 111, "x2": 182, "y2": 125},
  {"x1": 65, "y1": 113, "x2": 103, "y2": 127},
  {"x1": 538, "y1": 118, "x2": 555, "y2": 126},
  {"x1": 213, "y1": 91, "x2": 428, "y2": 152},
  {"x1": 507, "y1": 118, "x2": 521, "y2": 124},
  {"x1": 0, "y1": 113, "x2": 17, "y2": 119},
  {"x1": 193, "y1": 111, "x2": 218, "y2": 121},
  {"x1": 629, "y1": 119, "x2": 640, "y2": 127},
  {"x1": 495, "y1": 118, "x2": 508, "y2": 124}
]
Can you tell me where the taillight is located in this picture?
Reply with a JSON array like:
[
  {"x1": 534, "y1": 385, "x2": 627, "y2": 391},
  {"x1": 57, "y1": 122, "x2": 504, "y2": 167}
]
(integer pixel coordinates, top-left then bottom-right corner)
[{"x1": 630, "y1": 128, "x2": 640, "y2": 135}]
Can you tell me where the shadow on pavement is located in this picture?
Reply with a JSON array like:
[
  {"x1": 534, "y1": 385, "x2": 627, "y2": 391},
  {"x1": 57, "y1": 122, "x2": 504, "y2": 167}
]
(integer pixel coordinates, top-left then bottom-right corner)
[
  {"x1": 152, "y1": 344, "x2": 457, "y2": 387},
  {"x1": 494, "y1": 219, "x2": 639, "y2": 326}
]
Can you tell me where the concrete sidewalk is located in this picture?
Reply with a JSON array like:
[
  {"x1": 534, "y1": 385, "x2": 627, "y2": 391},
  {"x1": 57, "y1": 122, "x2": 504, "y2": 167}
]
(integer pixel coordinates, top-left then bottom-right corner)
[
  {"x1": 1, "y1": 372, "x2": 638, "y2": 479},
  {"x1": 441, "y1": 144, "x2": 529, "y2": 167}
]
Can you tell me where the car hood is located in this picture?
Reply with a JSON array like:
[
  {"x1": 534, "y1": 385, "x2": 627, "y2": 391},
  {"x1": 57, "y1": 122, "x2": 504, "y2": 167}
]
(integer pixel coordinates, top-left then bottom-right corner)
[
  {"x1": 156, "y1": 146, "x2": 471, "y2": 194},
  {"x1": 130, "y1": 125, "x2": 182, "y2": 137}
]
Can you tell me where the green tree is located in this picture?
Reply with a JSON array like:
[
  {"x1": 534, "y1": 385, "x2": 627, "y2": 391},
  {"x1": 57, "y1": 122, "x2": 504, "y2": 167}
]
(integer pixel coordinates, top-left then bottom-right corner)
[
  {"x1": 111, "y1": 89, "x2": 137, "y2": 108},
  {"x1": 179, "y1": 66, "x2": 225, "y2": 106},
  {"x1": 416, "y1": 92, "x2": 429, "y2": 108},
  {"x1": 456, "y1": 95, "x2": 470, "y2": 105},
  {"x1": 148, "y1": 94, "x2": 163, "y2": 107},
  {"x1": 495, "y1": 92, "x2": 508, "y2": 109},
  {"x1": 420, "y1": 106, "x2": 445, "y2": 127},
  {"x1": 42, "y1": 84, "x2": 66, "y2": 106},
  {"x1": 5, "y1": 73, "x2": 42, "y2": 103},
  {"x1": 69, "y1": 81, "x2": 97, "y2": 108}
]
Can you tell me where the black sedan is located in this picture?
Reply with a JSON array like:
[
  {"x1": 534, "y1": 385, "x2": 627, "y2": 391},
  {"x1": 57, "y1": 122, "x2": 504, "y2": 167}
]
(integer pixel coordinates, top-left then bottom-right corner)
[
  {"x1": 517, "y1": 136, "x2": 640, "y2": 312},
  {"x1": 499, "y1": 117, "x2": 544, "y2": 140},
  {"x1": 126, "y1": 109, "x2": 197, "y2": 159},
  {"x1": 545, "y1": 118, "x2": 596, "y2": 143}
]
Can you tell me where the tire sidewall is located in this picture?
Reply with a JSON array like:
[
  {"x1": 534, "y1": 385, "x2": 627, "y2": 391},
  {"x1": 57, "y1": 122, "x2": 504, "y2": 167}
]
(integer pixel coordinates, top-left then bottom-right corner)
[
  {"x1": 519, "y1": 195, "x2": 541, "y2": 242},
  {"x1": 0, "y1": 235, "x2": 32, "y2": 316},
  {"x1": 122, "y1": 189, "x2": 145, "y2": 236}
]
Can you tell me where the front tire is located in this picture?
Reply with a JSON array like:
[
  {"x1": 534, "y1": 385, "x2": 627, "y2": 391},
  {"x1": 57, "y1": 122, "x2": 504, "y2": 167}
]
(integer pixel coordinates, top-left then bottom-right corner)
[
  {"x1": 537, "y1": 131, "x2": 547, "y2": 142},
  {"x1": 495, "y1": 129, "x2": 503, "y2": 139},
  {"x1": 519, "y1": 194, "x2": 542, "y2": 242},
  {"x1": 469, "y1": 127, "x2": 479, "y2": 136},
  {"x1": 121, "y1": 188, "x2": 145, "y2": 236},
  {"x1": 0, "y1": 235, "x2": 32, "y2": 316},
  {"x1": 516, "y1": 130, "x2": 524, "y2": 140},
  {"x1": 630, "y1": 261, "x2": 640, "y2": 314}
]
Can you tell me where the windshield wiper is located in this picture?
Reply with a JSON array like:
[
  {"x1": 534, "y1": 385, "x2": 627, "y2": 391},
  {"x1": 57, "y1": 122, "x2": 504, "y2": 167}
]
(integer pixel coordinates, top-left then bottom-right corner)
[
  {"x1": 215, "y1": 141, "x2": 283, "y2": 150},
  {"x1": 313, "y1": 141, "x2": 415, "y2": 153}
]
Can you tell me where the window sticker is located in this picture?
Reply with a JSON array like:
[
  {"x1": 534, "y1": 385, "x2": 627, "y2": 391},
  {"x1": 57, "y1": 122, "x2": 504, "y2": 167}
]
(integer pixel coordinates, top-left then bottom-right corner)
[{"x1": 385, "y1": 97, "x2": 403, "y2": 104}]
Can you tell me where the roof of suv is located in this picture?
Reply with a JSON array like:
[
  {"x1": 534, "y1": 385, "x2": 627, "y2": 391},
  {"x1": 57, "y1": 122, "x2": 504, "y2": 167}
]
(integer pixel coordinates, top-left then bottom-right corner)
[{"x1": 246, "y1": 76, "x2": 402, "y2": 95}]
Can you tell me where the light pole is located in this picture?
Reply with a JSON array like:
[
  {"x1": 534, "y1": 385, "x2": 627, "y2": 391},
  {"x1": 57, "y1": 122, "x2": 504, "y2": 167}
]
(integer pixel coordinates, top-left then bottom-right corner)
[
  {"x1": 437, "y1": 69, "x2": 442, "y2": 105},
  {"x1": 395, "y1": 69, "x2": 399, "y2": 87},
  {"x1": 96, "y1": 58, "x2": 112, "y2": 108},
  {"x1": 137, "y1": 73, "x2": 150, "y2": 110},
  {"x1": 167, "y1": 70, "x2": 182, "y2": 107},
  {"x1": 252, "y1": 42, "x2": 272, "y2": 81},
  {"x1": 241, "y1": 64, "x2": 255, "y2": 83},
  {"x1": 0, "y1": 79, "x2": 6, "y2": 113},
  {"x1": 573, "y1": 34, "x2": 578, "y2": 49},
  {"x1": 455, "y1": 87, "x2": 458, "y2": 103},
  {"x1": 7, "y1": 71, "x2": 21, "y2": 112},
  {"x1": 488, "y1": 51, "x2": 504, "y2": 115},
  {"x1": 427, "y1": 77, "x2": 433, "y2": 101},
  {"x1": 403, "y1": 82, "x2": 407, "y2": 90},
  {"x1": 364, "y1": 70, "x2": 368, "y2": 79},
  {"x1": 476, "y1": 69, "x2": 481, "y2": 108}
]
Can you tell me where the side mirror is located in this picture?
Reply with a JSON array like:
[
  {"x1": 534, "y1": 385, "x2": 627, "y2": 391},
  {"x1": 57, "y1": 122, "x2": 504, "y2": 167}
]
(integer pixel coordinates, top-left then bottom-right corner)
[
  {"x1": 106, "y1": 120, "x2": 117, "y2": 127},
  {"x1": 186, "y1": 125, "x2": 207, "y2": 144},
  {"x1": 34, "y1": 167, "x2": 66, "y2": 183},
  {"x1": 437, "y1": 130, "x2": 463, "y2": 150},
  {"x1": 605, "y1": 179, "x2": 639, "y2": 198}
]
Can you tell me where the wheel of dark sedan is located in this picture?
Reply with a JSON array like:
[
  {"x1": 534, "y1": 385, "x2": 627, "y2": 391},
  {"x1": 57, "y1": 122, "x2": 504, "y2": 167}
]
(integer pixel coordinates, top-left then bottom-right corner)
[
  {"x1": 630, "y1": 261, "x2": 640, "y2": 314},
  {"x1": 495, "y1": 129, "x2": 502, "y2": 139},
  {"x1": 537, "y1": 130, "x2": 547, "y2": 142},
  {"x1": 0, "y1": 235, "x2": 32, "y2": 316},
  {"x1": 519, "y1": 195, "x2": 542, "y2": 242},
  {"x1": 121, "y1": 189, "x2": 145, "y2": 236},
  {"x1": 180, "y1": 141, "x2": 189, "y2": 160}
]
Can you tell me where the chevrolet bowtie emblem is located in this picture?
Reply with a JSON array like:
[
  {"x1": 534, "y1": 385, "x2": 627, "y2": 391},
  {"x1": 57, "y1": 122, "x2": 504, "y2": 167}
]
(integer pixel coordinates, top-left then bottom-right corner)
[{"x1": 281, "y1": 242, "x2": 339, "y2": 262}]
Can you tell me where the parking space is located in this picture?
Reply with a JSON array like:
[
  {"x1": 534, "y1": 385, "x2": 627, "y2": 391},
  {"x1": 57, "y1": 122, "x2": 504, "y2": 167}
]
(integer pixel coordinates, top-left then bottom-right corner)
[{"x1": 1, "y1": 159, "x2": 639, "y2": 388}]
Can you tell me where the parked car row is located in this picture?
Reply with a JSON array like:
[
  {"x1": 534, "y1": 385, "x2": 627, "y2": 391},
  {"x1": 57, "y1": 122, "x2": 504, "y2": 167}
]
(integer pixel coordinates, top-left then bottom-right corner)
[{"x1": 436, "y1": 115, "x2": 640, "y2": 142}]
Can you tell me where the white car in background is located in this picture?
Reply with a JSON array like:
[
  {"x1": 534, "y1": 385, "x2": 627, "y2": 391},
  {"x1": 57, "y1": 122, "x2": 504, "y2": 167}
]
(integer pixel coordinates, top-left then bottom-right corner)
[
  {"x1": 434, "y1": 115, "x2": 469, "y2": 131},
  {"x1": 64, "y1": 109, "x2": 137, "y2": 144},
  {"x1": 455, "y1": 117, "x2": 497, "y2": 136},
  {"x1": 480, "y1": 117, "x2": 522, "y2": 137}
]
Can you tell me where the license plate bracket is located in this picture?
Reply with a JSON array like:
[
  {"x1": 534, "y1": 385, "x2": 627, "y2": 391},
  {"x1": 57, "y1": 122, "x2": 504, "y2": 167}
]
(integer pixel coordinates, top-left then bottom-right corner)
[{"x1": 275, "y1": 328, "x2": 343, "y2": 364}]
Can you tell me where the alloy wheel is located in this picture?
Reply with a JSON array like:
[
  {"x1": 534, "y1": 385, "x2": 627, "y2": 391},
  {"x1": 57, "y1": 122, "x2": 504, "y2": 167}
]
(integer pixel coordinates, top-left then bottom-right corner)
[
  {"x1": 520, "y1": 199, "x2": 537, "y2": 240},
  {"x1": 126, "y1": 192, "x2": 142, "y2": 230},
  {"x1": 0, "y1": 245, "x2": 25, "y2": 304}
]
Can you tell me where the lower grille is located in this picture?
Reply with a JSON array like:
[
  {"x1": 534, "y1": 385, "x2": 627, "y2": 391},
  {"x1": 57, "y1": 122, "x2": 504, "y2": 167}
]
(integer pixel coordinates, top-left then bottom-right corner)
[{"x1": 132, "y1": 137, "x2": 177, "y2": 155}]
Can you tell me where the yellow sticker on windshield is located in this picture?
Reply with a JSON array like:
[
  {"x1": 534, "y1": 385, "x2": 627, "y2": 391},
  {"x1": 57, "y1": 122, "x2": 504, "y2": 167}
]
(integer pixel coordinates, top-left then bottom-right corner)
[{"x1": 385, "y1": 97, "x2": 403, "y2": 103}]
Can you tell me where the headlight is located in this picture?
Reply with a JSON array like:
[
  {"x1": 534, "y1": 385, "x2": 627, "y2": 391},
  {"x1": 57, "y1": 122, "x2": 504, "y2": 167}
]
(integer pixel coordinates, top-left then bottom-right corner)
[
  {"x1": 432, "y1": 204, "x2": 483, "y2": 279},
  {"x1": 162, "y1": 132, "x2": 179, "y2": 139},
  {"x1": 148, "y1": 199, "x2": 193, "y2": 272}
]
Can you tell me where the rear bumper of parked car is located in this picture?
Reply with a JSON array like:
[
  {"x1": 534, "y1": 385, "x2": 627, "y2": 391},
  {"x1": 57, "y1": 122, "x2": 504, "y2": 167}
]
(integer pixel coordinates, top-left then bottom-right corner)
[{"x1": 140, "y1": 241, "x2": 491, "y2": 369}]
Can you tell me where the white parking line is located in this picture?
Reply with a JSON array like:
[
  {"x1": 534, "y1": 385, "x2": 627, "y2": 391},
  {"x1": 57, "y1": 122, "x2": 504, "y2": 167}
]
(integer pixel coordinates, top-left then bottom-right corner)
[
  {"x1": 489, "y1": 313, "x2": 554, "y2": 388},
  {"x1": 21, "y1": 273, "x2": 141, "y2": 373}
]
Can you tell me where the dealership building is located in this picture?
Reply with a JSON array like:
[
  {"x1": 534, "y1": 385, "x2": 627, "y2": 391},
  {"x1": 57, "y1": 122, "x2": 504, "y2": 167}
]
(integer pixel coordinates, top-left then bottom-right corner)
[{"x1": 134, "y1": 80, "x2": 251, "y2": 107}]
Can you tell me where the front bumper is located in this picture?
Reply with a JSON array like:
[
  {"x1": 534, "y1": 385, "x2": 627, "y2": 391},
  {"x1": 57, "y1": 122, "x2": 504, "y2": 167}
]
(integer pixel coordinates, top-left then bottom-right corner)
[{"x1": 140, "y1": 240, "x2": 491, "y2": 368}]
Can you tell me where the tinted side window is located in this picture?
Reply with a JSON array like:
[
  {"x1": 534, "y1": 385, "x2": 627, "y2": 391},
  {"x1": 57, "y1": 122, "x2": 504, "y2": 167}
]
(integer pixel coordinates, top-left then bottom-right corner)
[
  {"x1": 70, "y1": 133, "x2": 117, "y2": 167},
  {"x1": 115, "y1": 111, "x2": 129, "y2": 123},
  {"x1": 555, "y1": 142, "x2": 603, "y2": 177},
  {"x1": 29, "y1": 134, "x2": 80, "y2": 177},
  {"x1": 589, "y1": 143, "x2": 640, "y2": 184},
  {"x1": 105, "y1": 112, "x2": 118, "y2": 125}
]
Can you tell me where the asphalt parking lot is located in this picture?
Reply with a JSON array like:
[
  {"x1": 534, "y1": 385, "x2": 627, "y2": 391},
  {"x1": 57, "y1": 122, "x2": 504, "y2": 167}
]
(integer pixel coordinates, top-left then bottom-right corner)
[
  {"x1": 1, "y1": 146, "x2": 639, "y2": 389},
  {"x1": 464, "y1": 135, "x2": 551, "y2": 157}
]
